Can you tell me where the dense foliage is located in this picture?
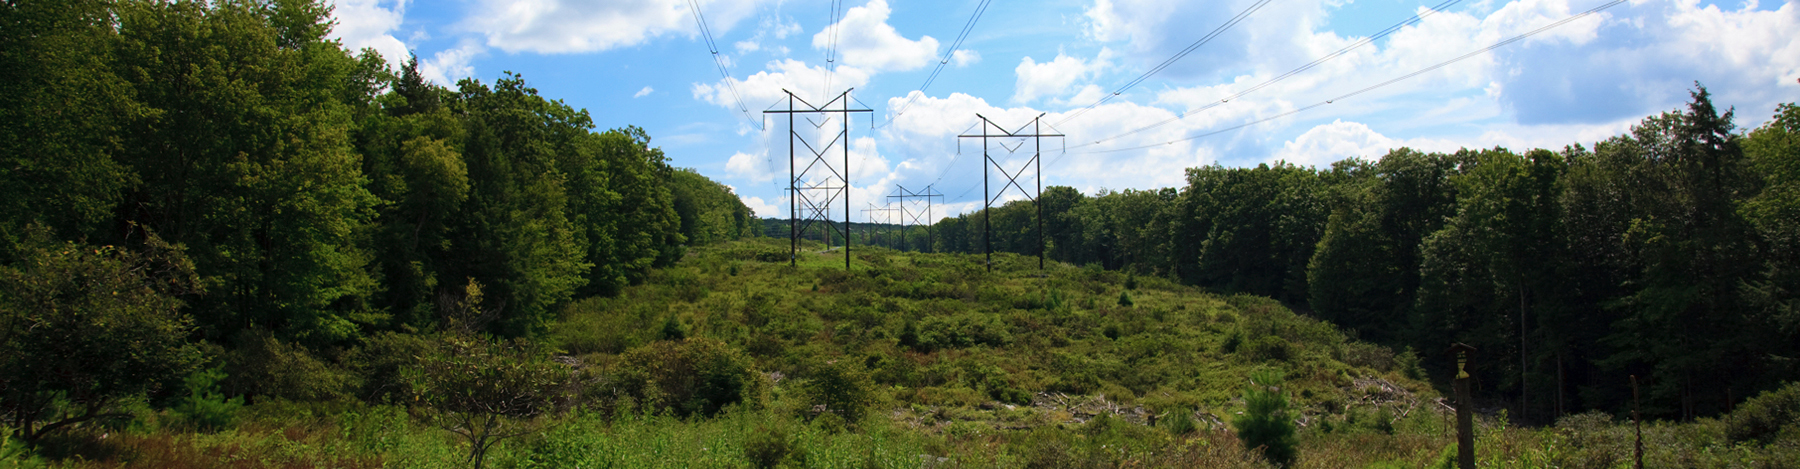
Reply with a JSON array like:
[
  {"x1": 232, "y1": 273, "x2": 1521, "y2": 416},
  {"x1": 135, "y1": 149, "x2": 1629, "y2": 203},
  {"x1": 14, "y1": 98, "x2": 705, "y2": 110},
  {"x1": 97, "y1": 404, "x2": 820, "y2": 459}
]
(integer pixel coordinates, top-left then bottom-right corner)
[
  {"x1": 0, "y1": 0, "x2": 748, "y2": 442},
  {"x1": 913, "y1": 88, "x2": 1800, "y2": 423},
  {"x1": 2, "y1": 0, "x2": 1795, "y2": 466}
]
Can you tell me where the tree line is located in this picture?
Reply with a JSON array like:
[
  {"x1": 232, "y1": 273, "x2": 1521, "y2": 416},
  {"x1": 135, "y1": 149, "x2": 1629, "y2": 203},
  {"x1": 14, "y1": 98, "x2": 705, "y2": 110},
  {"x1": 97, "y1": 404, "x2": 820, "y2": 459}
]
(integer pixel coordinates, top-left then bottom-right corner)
[
  {"x1": 1, "y1": 0, "x2": 752, "y2": 439},
  {"x1": 912, "y1": 88, "x2": 1799, "y2": 423}
]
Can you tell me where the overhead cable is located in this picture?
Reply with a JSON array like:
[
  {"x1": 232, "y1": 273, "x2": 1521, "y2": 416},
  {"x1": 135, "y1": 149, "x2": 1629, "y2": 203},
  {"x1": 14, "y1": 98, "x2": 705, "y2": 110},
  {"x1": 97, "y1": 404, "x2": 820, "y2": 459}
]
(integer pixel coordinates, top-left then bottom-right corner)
[
  {"x1": 1068, "y1": 0, "x2": 1467, "y2": 151},
  {"x1": 880, "y1": 0, "x2": 996, "y2": 127},
  {"x1": 686, "y1": 0, "x2": 763, "y2": 130},
  {"x1": 1056, "y1": 0, "x2": 1629, "y2": 159},
  {"x1": 822, "y1": 0, "x2": 844, "y2": 101},
  {"x1": 1053, "y1": 0, "x2": 1278, "y2": 127}
]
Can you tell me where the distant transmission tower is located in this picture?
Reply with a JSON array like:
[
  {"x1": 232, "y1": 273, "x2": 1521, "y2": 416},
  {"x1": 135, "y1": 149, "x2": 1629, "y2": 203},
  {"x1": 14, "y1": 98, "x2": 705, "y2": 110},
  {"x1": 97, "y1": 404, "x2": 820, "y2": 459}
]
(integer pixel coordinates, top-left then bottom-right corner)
[
  {"x1": 766, "y1": 89, "x2": 872, "y2": 270},
  {"x1": 887, "y1": 184, "x2": 943, "y2": 252},
  {"x1": 861, "y1": 202, "x2": 900, "y2": 248},
  {"x1": 957, "y1": 114, "x2": 1063, "y2": 270}
]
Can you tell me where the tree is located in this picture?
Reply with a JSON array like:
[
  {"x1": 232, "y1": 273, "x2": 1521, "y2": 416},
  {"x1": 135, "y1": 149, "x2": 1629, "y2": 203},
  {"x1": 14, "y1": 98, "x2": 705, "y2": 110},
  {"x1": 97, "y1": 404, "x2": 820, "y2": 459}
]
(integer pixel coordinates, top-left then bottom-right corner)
[
  {"x1": 405, "y1": 334, "x2": 575, "y2": 469},
  {"x1": 444, "y1": 74, "x2": 591, "y2": 336},
  {"x1": 1741, "y1": 103, "x2": 1800, "y2": 384},
  {"x1": 1414, "y1": 148, "x2": 1570, "y2": 420},
  {"x1": 1308, "y1": 149, "x2": 1464, "y2": 343},
  {"x1": 0, "y1": 227, "x2": 201, "y2": 442},
  {"x1": 1179, "y1": 163, "x2": 1327, "y2": 303},
  {"x1": 1233, "y1": 369, "x2": 1297, "y2": 467},
  {"x1": 0, "y1": 0, "x2": 137, "y2": 249},
  {"x1": 1597, "y1": 85, "x2": 1764, "y2": 419},
  {"x1": 111, "y1": 0, "x2": 383, "y2": 346}
]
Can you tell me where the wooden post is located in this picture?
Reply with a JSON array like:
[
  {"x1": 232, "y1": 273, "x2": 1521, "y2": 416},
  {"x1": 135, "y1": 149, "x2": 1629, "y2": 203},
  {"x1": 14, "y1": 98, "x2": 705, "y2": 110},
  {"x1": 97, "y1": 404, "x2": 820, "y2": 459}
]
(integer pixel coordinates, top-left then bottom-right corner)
[
  {"x1": 1632, "y1": 375, "x2": 1643, "y2": 469},
  {"x1": 1447, "y1": 343, "x2": 1478, "y2": 469}
]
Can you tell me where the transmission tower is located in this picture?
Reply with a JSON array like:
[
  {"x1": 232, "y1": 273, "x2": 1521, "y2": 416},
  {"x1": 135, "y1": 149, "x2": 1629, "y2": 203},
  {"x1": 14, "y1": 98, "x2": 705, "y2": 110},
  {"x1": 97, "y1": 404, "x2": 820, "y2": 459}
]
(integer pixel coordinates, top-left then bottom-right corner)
[
  {"x1": 862, "y1": 202, "x2": 901, "y2": 249},
  {"x1": 957, "y1": 114, "x2": 1063, "y2": 270},
  {"x1": 765, "y1": 89, "x2": 872, "y2": 270},
  {"x1": 887, "y1": 184, "x2": 943, "y2": 252}
]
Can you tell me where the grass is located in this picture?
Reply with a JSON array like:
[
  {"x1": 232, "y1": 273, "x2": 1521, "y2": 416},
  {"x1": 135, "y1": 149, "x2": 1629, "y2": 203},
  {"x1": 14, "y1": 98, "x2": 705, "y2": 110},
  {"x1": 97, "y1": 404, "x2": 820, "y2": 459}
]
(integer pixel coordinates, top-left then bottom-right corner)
[{"x1": 6, "y1": 237, "x2": 1796, "y2": 468}]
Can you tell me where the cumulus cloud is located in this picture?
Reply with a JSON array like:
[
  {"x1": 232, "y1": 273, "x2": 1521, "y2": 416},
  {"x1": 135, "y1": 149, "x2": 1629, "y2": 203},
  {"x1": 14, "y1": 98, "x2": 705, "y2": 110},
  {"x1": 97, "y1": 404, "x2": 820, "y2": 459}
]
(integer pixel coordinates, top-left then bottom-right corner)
[
  {"x1": 420, "y1": 40, "x2": 484, "y2": 86},
  {"x1": 1271, "y1": 120, "x2": 1398, "y2": 167},
  {"x1": 1012, "y1": 50, "x2": 1113, "y2": 104},
  {"x1": 722, "y1": 0, "x2": 1800, "y2": 221},
  {"x1": 726, "y1": 151, "x2": 777, "y2": 182},
  {"x1": 813, "y1": 0, "x2": 940, "y2": 72},
  {"x1": 1083, "y1": 0, "x2": 1325, "y2": 79},
  {"x1": 328, "y1": 0, "x2": 410, "y2": 67},
  {"x1": 693, "y1": 59, "x2": 873, "y2": 109},
  {"x1": 634, "y1": 86, "x2": 655, "y2": 98},
  {"x1": 951, "y1": 49, "x2": 981, "y2": 67},
  {"x1": 734, "y1": 12, "x2": 803, "y2": 56},
  {"x1": 464, "y1": 0, "x2": 764, "y2": 54},
  {"x1": 740, "y1": 196, "x2": 781, "y2": 218},
  {"x1": 1488, "y1": 0, "x2": 1800, "y2": 124},
  {"x1": 873, "y1": 92, "x2": 1222, "y2": 206}
]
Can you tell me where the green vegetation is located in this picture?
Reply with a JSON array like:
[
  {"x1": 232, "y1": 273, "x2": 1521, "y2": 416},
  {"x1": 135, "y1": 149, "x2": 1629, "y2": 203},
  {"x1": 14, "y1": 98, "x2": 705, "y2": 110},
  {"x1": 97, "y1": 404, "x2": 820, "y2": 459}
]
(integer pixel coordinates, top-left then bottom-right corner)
[
  {"x1": 1235, "y1": 369, "x2": 1298, "y2": 467},
  {"x1": 4, "y1": 238, "x2": 1796, "y2": 467},
  {"x1": 2, "y1": 0, "x2": 1797, "y2": 467},
  {"x1": 914, "y1": 88, "x2": 1800, "y2": 424}
]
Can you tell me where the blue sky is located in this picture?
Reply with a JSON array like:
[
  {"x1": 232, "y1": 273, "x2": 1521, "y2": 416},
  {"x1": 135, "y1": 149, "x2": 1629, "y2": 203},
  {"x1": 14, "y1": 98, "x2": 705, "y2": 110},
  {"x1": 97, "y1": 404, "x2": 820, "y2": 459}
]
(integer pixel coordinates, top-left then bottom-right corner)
[{"x1": 329, "y1": 0, "x2": 1800, "y2": 220}]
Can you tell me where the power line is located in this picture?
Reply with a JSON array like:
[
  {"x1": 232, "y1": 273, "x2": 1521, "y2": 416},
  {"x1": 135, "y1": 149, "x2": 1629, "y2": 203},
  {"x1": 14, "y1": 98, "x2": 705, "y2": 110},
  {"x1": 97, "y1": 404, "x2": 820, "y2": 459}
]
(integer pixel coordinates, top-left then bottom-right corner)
[
  {"x1": 881, "y1": 0, "x2": 996, "y2": 126},
  {"x1": 1053, "y1": 0, "x2": 1277, "y2": 127},
  {"x1": 1057, "y1": 0, "x2": 1630, "y2": 158},
  {"x1": 1064, "y1": 0, "x2": 1467, "y2": 151},
  {"x1": 686, "y1": 0, "x2": 762, "y2": 130},
  {"x1": 822, "y1": 0, "x2": 844, "y2": 101},
  {"x1": 927, "y1": 120, "x2": 983, "y2": 186}
]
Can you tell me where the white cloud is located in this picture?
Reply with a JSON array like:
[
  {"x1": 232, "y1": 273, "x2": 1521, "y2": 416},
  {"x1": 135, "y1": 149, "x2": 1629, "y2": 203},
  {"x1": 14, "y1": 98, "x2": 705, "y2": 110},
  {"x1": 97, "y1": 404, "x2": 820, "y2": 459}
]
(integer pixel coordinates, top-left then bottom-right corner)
[
  {"x1": 813, "y1": 0, "x2": 940, "y2": 72},
  {"x1": 740, "y1": 196, "x2": 781, "y2": 218},
  {"x1": 726, "y1": 151, "x2": 776, "y2": 182},
  {"x1": 465, "y1": 0, "x2": 765, "y2": 54},
  {"x1": 1012, "y1": 50, "x2": 1113, "y2": 104},
  {"x1": 1487, "y1": 0, "x2": 1800, "y2": 125},
  {"x1": 693, "y1": 59, "x2": 873, "y2": 110},
  {"x1": 951, "y1": 49, "x2": 981, "y2": 67},
  {"x1": 723, "y1": 0, "x2": 1800, "y2": 222},
  {"x1": 874, "y1": 92, "x2": 1222, "y2": 209},
  {"x1": 328, "y1": 0, "x2": 410, "y2": 67},
  {"x1": 420, "y1": 40, "x2": 484, "y2": 86},
  {"x1": 634, "y1": 86, "x2": 655, "y2": 98},
  {"x1": 1271, "y1": 120, "x2": 1398, "y2": 167}
]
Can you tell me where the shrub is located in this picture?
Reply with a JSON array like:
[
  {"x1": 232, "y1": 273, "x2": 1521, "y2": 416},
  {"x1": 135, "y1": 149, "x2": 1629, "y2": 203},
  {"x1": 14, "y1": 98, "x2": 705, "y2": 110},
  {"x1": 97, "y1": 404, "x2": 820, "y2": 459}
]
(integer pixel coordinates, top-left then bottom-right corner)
[
  {"x1": 659, "y1": 315, "x2": 687, "y2": 341},
  {"x1": 744, "y1": 423, "x2": 795, "y2": 468},
  {"x1": 1233, "y1": 369, "x2": 1297, "y2": 467},
  {"x1": 225, "y1": 329, "x2": 354, "y2": 402},
  {"x1": 171, "y1": 366, "x2": 242, "y2": 432},
  {"x1": 897, "y1": 320, "x2": 921, "y2": 349},
  {"x1": 550, "y1": 298, "x2": 659, "y2": 354},
  {"x1": 916, "y1": 312, "x2": 1012, "y2": 351},
  {"x1": 1221, "y1": 329, "x2": 1245, "y2": 354},
  {"x1": 348, "y1": 331, "x2": 435, "y2": 403},
  {"x1": 1163, "y1": 407, "x2": 1199, "y2": 435},
  {"x1": 615, "y1": 338, "x2": 759, "y2": 418},
  {"x1": 405, "y1": 335, "x2": 575, "y2": 469},
  {"x1": 1394, "y1": 347, "x2": 1426, "y2": 381},
  {"x1": 1728, "y1": 381, "x2": 1800, "y2": 444},
  {"x1": 1247, "y1": 335, "x2": 1293, "y2": 362},
  {"x1": 804, "y1": 360, "x2": 874, "y2": 424},
  {"x1": 1118, "y1": 290, "x2": 1134, "y2": 307},
  {"x1": 0, "y1": 230, "x2": 201, "y2": 442}
]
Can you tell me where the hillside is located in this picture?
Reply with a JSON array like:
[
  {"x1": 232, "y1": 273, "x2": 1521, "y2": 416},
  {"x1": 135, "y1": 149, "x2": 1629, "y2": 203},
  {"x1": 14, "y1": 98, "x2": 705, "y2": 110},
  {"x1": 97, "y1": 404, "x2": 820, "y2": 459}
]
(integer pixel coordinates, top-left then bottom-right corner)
[
  {"x1": 7, "y1": 237, "x2": 1797, "y2": 468},
  {"x1": 555, "y1": 236, "x2": 1434, "y2": 426}
]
